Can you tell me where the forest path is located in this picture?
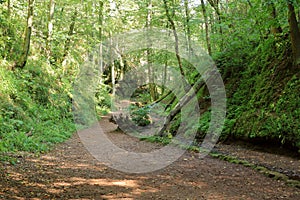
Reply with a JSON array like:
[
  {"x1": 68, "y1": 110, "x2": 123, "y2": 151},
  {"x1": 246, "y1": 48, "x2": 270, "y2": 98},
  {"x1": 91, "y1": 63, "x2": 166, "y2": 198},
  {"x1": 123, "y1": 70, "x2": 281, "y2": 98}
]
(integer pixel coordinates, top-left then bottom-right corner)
[{"x1": 0, "y1": 116, "x2": 299, "y2": 199}]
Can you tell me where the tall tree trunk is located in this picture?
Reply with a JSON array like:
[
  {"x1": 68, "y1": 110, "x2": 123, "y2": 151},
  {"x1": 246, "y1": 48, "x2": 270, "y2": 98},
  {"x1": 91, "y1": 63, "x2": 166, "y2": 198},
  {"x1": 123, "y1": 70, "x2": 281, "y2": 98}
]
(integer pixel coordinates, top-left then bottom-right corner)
[
  {"x1": 201, "y1": 0, "x2": 212, "y2": 56},
  {"x1": 162, "y1": 61, "x2": 167, "y2": 95},
  {"x1": 288, "y1": 2, "x2": 300, "y2": 66},
  {"x1": 184, "y1": 0, "x2": 192, "y2": 54},
  {"x1": 207, "y1": 0, "x2": 221, "y2": 17},
  {"x1": 246, "y1": 0, "x2": 252, "y2": 7},
  {"x1": 298, "y1": 10, "x2": 300, "y2": 27},
  {"x1": 7, "y1": 0, "x2": 11, "y2": 17},
  {"x1": 98, "y1": 1, "x2": 104, "y2": 41},
  {"x1": 269, "y1": 2, "x2": 282, "y2": 35},
  {"x1": 163, "y1": 0, "x2": 185, "y2": 79},
  {"x1": 111, "y1": 60, "x2": 116, "y2": 96},
  {"x1": 98, "y1": 1, "x2": 104, "y2": 82},
  {"x1": 162, "y1": 24, "x2": 171, "y2": 96},
  {"x1": 119, "y1": 54, "x2": 125, "y2": 81},
  {"x1": 110, "y1": 31, "x2": 116, "y2": 96},
  {"x1": 207, "y1": 0, "x2": 223, "y2": 49},
  {"x1": 114, "y1": 44, "x2": 125, "y2": 81},
  {"x1": 62, "y1": 8, "x2": 78, "y2": 64},
  {"x1": 46, "y1": 0, "x2": 55, "y2": 62},
  {"x1": 14, "y1": 0, "x2": 35, "y2": 69},
  {"x1": 146, "y1": 0, "x2": 158, "y2": 101}
]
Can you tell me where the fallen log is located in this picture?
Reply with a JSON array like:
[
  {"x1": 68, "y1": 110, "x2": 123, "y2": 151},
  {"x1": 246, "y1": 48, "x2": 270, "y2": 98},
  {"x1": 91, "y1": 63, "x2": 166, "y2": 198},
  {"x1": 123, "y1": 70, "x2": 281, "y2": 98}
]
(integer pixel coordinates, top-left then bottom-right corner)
[{"x1": 156, "y1": 78, "x2": 205, "y2": 137}]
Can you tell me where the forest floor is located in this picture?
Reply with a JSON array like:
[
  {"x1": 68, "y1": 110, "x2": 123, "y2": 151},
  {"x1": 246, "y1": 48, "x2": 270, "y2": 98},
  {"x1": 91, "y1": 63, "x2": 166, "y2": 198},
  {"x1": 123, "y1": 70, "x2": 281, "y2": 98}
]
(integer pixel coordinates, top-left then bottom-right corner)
[{"x1": 0, "y1": 115, "x2": 299, "y2": 200}]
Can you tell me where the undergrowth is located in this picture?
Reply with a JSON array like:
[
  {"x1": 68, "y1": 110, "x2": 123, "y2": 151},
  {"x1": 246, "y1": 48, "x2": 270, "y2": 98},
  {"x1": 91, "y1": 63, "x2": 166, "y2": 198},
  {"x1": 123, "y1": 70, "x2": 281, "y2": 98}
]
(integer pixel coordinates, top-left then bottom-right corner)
[
  {"x1": 167, "y1": 36, "x2": 300, "y2": 151},
  {"x1": 0, "y1": 59, "x2": 75, "y2": 155}
]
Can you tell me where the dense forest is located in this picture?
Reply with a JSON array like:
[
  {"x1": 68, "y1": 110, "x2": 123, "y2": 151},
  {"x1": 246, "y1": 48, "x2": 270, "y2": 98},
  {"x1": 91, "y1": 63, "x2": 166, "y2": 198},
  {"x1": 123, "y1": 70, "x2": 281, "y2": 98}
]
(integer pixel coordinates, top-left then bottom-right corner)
[{"x1": 0, "y1": 0, "x2": 299, "y2": 157}]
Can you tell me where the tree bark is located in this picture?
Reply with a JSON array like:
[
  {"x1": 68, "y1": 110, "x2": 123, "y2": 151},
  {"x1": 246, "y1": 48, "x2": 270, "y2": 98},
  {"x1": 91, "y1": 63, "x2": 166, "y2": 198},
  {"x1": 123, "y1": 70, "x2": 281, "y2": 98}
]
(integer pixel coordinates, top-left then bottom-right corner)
[
  {"x1": 207, "y1": 0, "x2": 224, "y2": 49},
  {"x1": 98, "y1": 1, "x2": 104, "y2": 41},
  {"x1": 156, "y1": 78, "x2": 205, "y2": 137},
  {"x1": 201, "y1": 0, "x2": 212, "y2": 56},
  {"x1": 7, "y1": 0, "x2": 11, "y2": 17},
  {"x1": 207, "y1": 0, "x2": 221, "y2": 18},
  {"x1": 109, "y1": 31, "x2": 116, "y2": 96},
  {"x1": 163, "y1": 0, "x2": 185, "y2": 79},
  {"x1": 46, "y1": 0, "x2": 55, "y2": 61},
  {"x1": 98, "y1": 1, "x2": 104, "y2": 82},
  {"x1": 146, "y1": 0, "x2": 157, "y2": 101},
  {"x1": 62, "y1": 8, "x2": 78, "y2": 64},
  {"x1": 14, "y1": 0, "x2": 35, "y2": 69},
  {"x1": 288, "y1": 2, "x2": 300, "y2": 66},
  {"x1": 184, "y1": 0, "x2": 192, "y2": 54},
  {"x1": 162, "y1": 55, "x2": 167, "y2": 95},
  {"x1": 162, "y1": 24, "x2": 171, "y2": 96},
  {"x1": 269, "y1": 2, "x2": 282, "y2": 35},
  {"x1": 246, "y1": 0, "x2": 252, "y2": 7},
  {"x1": 298, "y1": 10, "x2": 300, "y2": 27}
]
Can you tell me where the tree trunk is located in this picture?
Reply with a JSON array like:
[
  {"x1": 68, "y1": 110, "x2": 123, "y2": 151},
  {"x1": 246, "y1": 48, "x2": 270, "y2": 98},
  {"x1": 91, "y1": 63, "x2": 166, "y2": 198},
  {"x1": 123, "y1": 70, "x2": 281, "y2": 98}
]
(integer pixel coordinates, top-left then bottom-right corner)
[
  {"x1": 98, "y1": 1, "x2": 104, "y2": 41},
  {"x1": 201, "y1": 0, "x2": 212, "y2": 56},
  {"x1": 146, "y1": 0, "x2": 158, "y2": 101},
  {"x1": 46, "y1": 0, "x2": 55, "y2": 61},
  {"x1": 298, "y1": 10, "x2": 300, "y2": 27},
  {"x1": 269, "y1": 2, "x2": 282, "y2": 35},
  {"x1": 98, "y1": 1, "x2": 104, "y2": 82},
  {"x1": 7, "y1": 0, "x2": 11, "y2": 17},
  {"x1": 111, "y1": 61, "x2": 116, "y2": 96},
  {"x1": 162, "y1": 54, "x2": 167, "y2": 95},
  {"x1": 207, "y1": 0, "x2": 221, "y2": 17},
  {"x1": 62, "y1": 8, "x2": 78, "y2": 64},
  {"x1": 288, "y1": 2, "x2": 300, "y2": 66},
  {"x1": 207, "y1": 0, "x2": 223, "y2": 49},
  {"x1": 14, "y1": 0, "x2": 35, "y2": 69},
  {"x1": 246, "y1": 0, "x2": 252, "y2": 7},
  {"x1": 156, "y1": 78, "x2": 205, "y2": 137},
  {"x1": 109, "y1": 31, "x2": 116, "y2": 96},
  {"x1": 118, "y1": 53, "x2": 125, "y2": 81},
  {"x1": 161, "y1": 24, "x2": 171, "y2": 96},
  {"x1": 184, "y1": 0, "x2": 192, "y2": 54},
  {"x1": 163, "y1": 0, "x2": 185, "y2": 79}
]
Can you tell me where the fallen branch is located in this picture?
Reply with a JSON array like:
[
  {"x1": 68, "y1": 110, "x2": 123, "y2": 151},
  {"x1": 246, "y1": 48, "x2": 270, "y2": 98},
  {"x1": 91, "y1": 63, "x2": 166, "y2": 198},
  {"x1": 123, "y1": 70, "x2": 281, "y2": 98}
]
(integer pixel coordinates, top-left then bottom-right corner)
[{"x1": 156, "y1": 78, "x2": 205, "y2": 137}]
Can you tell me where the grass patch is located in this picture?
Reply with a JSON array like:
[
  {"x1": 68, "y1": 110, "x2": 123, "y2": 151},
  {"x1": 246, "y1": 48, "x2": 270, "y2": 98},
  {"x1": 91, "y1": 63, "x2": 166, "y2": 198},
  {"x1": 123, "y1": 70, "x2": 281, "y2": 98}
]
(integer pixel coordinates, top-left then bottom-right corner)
[{"x1": 140, "y1": 136, "x2": 171, "y2": 145}]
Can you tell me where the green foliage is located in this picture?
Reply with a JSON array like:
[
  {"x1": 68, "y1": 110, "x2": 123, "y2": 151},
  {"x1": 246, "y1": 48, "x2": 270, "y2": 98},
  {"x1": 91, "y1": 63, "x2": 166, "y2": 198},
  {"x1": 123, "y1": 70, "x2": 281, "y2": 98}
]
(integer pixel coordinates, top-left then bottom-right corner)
[
  {"x1": 130, "y1": 104, "x2": 152, "y2": 126},
  {"x1": 0, "y1": 7, "x2": 21, "y2": 61},
  {"x1": 95, "y1": 83, "x2": 111, "y2": 116},
  {"x1": 197, "y1": 111, "x2": 211, "y2": 139},
  {"x1": 218, "y1": 36, "x2": 300, "y2": 149},
  {"x1": 0, "y1": 60, "x2": 75, "y2": 153},
  {"x1": 140, "y1": 135, "x2": 171, "y2": 145}
]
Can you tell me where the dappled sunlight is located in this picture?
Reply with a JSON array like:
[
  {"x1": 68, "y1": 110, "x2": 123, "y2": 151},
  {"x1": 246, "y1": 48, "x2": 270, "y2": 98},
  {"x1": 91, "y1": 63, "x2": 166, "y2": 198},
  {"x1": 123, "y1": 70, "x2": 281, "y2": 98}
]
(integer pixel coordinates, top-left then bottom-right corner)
[
  {"x1": 46, "y1": 188, "x2": 64, "y2": 194},
  {"x1": 6, "y1": 171, "x2": 23, "y2": 181},
  {"x1": 1, "y1": 143, "x2": 299, "y2": 199},
  {"x1": 1, "y1": 123, "x2": 299, "y2": 199},
  {"x1": 56, "y1": 177, "x2": 139, "y2": 188}
]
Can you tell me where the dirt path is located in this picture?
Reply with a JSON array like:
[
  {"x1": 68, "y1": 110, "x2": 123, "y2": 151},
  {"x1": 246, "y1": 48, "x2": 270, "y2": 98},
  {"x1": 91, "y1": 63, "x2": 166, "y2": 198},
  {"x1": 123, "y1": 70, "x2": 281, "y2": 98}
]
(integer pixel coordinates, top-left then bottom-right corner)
[{"x1": 0, "y1": 116, "x2": 299, "y2": 199}]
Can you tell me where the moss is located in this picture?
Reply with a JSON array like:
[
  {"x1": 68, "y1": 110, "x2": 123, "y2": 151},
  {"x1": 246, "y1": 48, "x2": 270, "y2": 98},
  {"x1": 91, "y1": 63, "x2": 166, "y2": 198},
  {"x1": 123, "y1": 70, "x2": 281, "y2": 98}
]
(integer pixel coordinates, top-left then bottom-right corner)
[{"x1": 210, "y1": 151, "x2": 300, "y2": 188}]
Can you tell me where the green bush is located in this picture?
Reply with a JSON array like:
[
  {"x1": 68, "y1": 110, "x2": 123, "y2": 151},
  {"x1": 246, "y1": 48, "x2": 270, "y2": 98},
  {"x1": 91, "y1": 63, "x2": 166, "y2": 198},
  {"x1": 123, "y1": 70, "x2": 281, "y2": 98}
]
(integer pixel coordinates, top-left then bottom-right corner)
[{"x1": 130, "y1": 104, "x2": 152, "y2": 126}]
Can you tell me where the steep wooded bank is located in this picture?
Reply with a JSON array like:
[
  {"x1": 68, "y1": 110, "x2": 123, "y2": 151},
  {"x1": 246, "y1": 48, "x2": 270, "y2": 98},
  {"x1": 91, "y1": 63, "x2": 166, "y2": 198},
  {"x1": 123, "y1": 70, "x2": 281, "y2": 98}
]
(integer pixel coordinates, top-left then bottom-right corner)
[
  {"x1": 0, "y1": 1, "x2": 299, "y2": 155},
  {"x1": 199, "y1": 37, "x2": 300, "y2": 150},
  {"x1": 156, "y1": 39, "x2": 300, "y2": 152}
]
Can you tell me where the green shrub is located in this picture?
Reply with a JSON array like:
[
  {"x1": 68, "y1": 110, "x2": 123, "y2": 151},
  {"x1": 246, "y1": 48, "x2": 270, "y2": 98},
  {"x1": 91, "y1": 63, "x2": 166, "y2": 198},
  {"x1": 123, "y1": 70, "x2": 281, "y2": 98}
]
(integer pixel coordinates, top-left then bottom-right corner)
[{"x1": 130, "y1": 105, "x2": 152, "y2": 126}]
